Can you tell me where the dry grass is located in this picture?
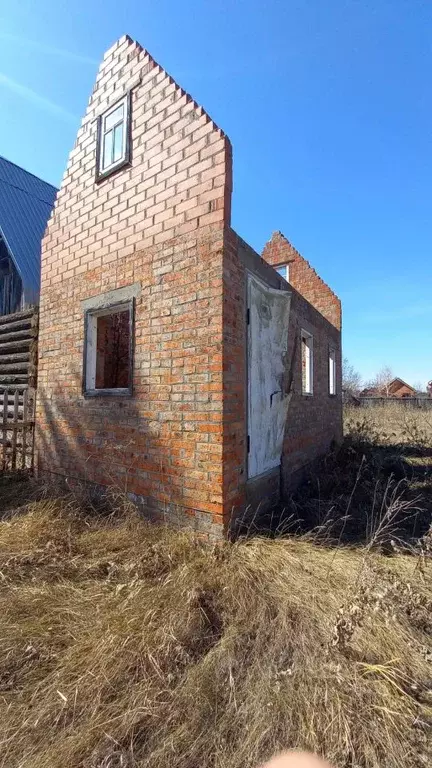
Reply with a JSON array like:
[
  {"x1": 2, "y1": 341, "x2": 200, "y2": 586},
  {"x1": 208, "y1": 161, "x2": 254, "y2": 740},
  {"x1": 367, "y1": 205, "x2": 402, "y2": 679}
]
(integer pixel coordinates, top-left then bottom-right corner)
[
  {"x1": 344, "y1": 402, "x2": 432, "y2": 449},
  {"x1": 0, "y1": 493, "x2": 431, "y2": 768},
  {"x1": 273, "y1": 404, "x2": 432, "y2": 546}
]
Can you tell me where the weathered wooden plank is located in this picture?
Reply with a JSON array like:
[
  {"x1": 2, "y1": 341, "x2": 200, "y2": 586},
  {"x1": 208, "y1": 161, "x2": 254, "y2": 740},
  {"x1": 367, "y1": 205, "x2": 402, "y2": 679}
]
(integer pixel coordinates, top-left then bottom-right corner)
[
  {"x1": 0, "y1": 375, "x2": 28, "y2": 384},
  {"x1": 0, "y1": 308, "x2": 35, "y2": 327},
  {"x1": 0, "y1": 421, "x2": 34, "y2": 430},
  {"x1": 0, "y1": 394, "x2": 24, "y2": 406},
  {"x1": 2, "y1": 389, "x2": 7, "y2": 471},
  {"x1": 0, "y1": 352, "x2": 30, "y2": 364},
  {"x1": 0, "y1": 383, "x2": 28, "y2": 392},
  {"x1": 0, "y1": 309, "x2": 37, "y2": 472},
  {"x1": 10, "y1": 390, "x2": 19, "y2": 471},
  {"x1": 0, "y1": 362, "x2": 30, "y2": 374},
  {"x1": 0, "y1": 328, "x2": 36, "y2": 344},
  {"x1": 22, "y1": 389, "x2": 28, "y2": 470},
  {"x1": 0, "y1": 339, "x2": 33, "y2": 354},
  {"x1": 0, "y1": 317, "x2": 32, "y2": 335}
]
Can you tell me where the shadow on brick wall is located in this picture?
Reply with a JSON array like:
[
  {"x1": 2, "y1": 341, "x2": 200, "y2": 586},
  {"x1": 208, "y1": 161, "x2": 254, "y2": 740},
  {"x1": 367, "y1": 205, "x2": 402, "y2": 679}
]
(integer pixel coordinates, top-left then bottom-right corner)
[{"x1": 36, "y1": 372, "x2": 223, "y2": 535}]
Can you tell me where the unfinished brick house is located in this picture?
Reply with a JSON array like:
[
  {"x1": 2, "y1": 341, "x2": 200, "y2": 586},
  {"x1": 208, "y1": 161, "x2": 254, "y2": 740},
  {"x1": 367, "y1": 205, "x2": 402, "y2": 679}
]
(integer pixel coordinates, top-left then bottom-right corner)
[{"x1": 37, "y1": 35, "x2": 342, "y2": 537}]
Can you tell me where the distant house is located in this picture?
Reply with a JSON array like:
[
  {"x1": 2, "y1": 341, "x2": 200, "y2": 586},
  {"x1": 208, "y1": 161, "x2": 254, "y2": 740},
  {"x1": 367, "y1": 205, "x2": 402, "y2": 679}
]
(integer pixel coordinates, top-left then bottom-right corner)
[
  {"x1": 0, "y1": 157, "x2": 57, "y2": 315},
  {"x1": 361, "y1": 377, "x2": 416, "y2": 398}
]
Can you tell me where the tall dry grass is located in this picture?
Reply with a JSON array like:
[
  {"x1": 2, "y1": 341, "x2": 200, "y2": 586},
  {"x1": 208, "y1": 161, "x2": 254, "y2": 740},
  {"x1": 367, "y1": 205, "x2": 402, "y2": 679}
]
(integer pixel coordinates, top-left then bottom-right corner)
[
  {"x1": 0, "y1": 495, "x2": 431, "y2": 768},
  {"x1": 276, "y1": 403, "x2": 432, "y2": 546},
  {"x1": 344, "y1": 402, "x2": 432, "y2": 448}
]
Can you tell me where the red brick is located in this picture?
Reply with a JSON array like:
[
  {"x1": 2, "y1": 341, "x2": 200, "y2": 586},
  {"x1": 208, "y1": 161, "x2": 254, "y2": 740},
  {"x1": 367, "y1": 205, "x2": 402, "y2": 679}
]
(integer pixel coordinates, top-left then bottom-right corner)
[{"x1": 37, "y1": 35, "x2": 341, "y2": 543}]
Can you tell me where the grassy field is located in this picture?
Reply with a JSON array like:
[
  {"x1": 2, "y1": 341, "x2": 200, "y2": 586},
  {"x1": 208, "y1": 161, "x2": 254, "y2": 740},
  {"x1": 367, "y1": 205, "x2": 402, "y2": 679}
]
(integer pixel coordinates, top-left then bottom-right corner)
[
  {"x1": 0, "y1": 403, "x2": 430, "y2": 768},
  {"x1": 344, "y1": 401, "x2": 432, "y2": 447}
]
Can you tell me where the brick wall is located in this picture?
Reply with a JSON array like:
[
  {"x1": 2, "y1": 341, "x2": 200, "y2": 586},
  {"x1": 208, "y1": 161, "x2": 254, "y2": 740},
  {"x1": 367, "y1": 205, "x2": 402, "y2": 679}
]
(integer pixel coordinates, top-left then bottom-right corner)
[
  {"x1": 388, "y1": 381, "x2": 415, "y2": 397},
  {"x1": 37, "y1": 35, "x2": 232, "y2": 537},
  {"x1": 223, "y1": 231, "x2": 342, "y2": 523},
  {"x1": 38, "y1": 34, "x2": 342, "y2": 538},
  {"x1": 262, "y1": 231, "x2": 341, "y2": 330},
  {"x1": 279, "y1": 289, "x2": 342, "y2": 490}
]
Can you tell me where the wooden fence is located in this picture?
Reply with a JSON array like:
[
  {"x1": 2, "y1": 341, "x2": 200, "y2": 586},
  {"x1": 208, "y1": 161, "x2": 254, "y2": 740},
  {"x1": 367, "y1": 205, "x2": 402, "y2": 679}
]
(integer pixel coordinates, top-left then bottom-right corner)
[
  {"x1": 0, "y1": 388, "x2": 35, "y2": 471},
  {"x1": 0, "y1": 307, "x2": 38, "y2": 472},
  {"x1": 359, "y1": 396, "x2": 432, "y2": 410}
]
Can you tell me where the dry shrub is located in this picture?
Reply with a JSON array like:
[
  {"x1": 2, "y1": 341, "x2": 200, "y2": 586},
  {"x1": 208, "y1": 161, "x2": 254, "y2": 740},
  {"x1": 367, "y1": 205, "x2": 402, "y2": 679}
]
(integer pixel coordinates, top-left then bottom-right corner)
[{"x1": 0, "y1": 499, "x2": 431, "y2": 768}]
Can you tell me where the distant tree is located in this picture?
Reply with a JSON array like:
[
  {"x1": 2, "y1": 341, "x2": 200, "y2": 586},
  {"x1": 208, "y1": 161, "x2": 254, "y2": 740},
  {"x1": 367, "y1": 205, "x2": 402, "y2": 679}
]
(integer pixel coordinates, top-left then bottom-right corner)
[
  {"x1": 365, "y1": 366, "x2": 394, "y2": 397},
  {"x1": 412, "y1": 381, "x2": 424, "y2": 394},
  {"x1": 342, "y1": 357, "x2": 362, "y2": 396}
]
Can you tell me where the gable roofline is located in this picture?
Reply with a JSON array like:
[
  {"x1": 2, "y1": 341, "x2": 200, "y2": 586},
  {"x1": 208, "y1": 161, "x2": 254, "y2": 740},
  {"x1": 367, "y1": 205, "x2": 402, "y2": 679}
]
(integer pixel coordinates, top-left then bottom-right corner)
[
  {"x1": 0, "y1": 157, "x2": 57, "y2": 305},
  {"x1": 94, "y1": 35, "x2": 230, "y2": 145},
  {"x1": 0, "y1": 156, "x2": 57, "y2": 202},
  {"x1": 389, "y1": 377, "x2": 415, "y2": 391},
  {"x1": 266, "y1": 230, "x2": 341, "y2": 304}
]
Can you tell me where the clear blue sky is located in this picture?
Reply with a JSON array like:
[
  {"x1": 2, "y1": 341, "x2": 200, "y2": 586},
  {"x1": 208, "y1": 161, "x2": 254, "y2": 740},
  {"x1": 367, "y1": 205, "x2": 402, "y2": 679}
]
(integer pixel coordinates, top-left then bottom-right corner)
[{"x1": 1, "y1": 0, "x2": 431, "y2": 388}]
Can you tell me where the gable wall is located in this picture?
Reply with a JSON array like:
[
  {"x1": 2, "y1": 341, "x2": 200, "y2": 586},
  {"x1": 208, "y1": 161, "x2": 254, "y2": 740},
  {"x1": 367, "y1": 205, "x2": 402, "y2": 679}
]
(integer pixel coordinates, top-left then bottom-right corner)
[
  {"x1": 37, "y1": 36, "x2": 232, "y2": 537},
  {"x1": 388, "y1": 381, "x2": 415, "y2": 397},
  {"x1": 262, "y1": 232, "x2": 341, "y2": 330}
]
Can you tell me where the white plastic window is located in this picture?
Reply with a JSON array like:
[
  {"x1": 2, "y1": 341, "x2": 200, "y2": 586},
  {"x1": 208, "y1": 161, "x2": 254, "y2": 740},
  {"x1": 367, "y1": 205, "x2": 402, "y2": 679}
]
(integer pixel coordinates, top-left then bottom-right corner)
[
  {"x1": 329, "y1": 348, "x2": 336, "y2": 395},
  {"x1": 301, "y1": 330, "x2": 313, "y2": 395},
  {"x1": 99, "y1": 96, "x2": 127, "y2": 174},
  {"x1": 276, "y1": 264, "x2": 290, "y2": 282}
]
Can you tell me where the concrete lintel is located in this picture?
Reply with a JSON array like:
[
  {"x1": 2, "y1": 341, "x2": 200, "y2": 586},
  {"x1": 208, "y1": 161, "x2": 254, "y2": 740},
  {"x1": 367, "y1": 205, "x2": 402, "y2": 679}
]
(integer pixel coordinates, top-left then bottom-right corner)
[{"x1": 82, "y1": 282, "x2": 141, "y2": 312}]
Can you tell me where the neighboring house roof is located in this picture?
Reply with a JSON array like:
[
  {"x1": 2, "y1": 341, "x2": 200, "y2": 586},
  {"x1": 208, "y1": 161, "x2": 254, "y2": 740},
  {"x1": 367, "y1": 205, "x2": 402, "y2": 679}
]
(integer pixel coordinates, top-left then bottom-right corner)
[
  {"x1": 388, "y1": 377, "x2": 415, "y2": 391},
  {"x1": 360, "y1": 377, "x2": 416, "y2": 397},
  {"x1": 0, "y1": 156, "x2": 57, "y2": 306}
]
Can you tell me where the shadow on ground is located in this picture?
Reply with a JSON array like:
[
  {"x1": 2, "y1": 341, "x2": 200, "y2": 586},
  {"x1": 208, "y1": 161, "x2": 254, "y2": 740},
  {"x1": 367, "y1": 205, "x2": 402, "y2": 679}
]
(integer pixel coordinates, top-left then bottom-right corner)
[
  {"x1": 0, "y1": 432, "x2": 431, "y2": 551},
  {"x1": 234, "y1": 436, "x2": 432, "y2": 547}
]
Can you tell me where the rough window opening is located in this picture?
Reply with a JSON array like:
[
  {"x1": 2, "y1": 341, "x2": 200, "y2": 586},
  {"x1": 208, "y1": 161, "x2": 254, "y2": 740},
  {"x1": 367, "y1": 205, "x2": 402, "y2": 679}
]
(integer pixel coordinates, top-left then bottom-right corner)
[
  {"x1": 329, "y1": 347, "x2": 336, "y2": 395},
  {"x1": 84, "y1": 302, "x2": 133, "y2": 396},
  {"x1": 276, "y1": 263, "x2": 290, "y2": 282},
  {"x1": 301, "y1": 330, "x2": 313, "y2": 395}
]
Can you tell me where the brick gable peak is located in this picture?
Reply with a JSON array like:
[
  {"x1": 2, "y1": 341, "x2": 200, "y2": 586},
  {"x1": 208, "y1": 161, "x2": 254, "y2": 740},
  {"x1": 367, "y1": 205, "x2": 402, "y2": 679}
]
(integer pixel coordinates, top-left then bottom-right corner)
[
  {"x1": 263, "y1": 230, "x2": 340, "y2": 303},
  {"x1": 95, "y1": 34, "x2": 230, "y2": 146}
]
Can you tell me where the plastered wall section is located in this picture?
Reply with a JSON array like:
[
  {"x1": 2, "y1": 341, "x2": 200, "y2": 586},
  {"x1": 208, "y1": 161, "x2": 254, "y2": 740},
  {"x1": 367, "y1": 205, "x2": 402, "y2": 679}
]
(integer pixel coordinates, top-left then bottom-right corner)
[{"x1": 37, "y1": 36, "x2": 232, "y2": 537}]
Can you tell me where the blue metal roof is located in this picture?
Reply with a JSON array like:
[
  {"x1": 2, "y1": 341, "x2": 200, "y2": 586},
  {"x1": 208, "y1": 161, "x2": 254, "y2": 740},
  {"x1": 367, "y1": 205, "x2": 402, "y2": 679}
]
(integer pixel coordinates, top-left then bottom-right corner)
[{"x1": 0, "y1": 157, "x2": 57, "y2": 306}]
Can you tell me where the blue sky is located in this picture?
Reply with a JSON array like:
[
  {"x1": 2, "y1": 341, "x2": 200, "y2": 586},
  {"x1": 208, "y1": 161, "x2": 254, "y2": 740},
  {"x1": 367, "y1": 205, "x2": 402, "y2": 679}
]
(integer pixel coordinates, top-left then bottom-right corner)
[{"x1": 1, "y1": 0, "x2": 431, "y2": 387}]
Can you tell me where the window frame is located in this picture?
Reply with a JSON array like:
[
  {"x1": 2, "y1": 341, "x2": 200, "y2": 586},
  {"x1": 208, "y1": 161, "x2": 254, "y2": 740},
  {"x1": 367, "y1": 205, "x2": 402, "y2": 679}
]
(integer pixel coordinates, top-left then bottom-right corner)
[
  {"x1": 83, "y1": 298, "x2": 135, "y2": 398},
  {"x1": 329, "y1": 346, "x2": 337, "y2": 396},
  {"x1": 95, "y1": 92, "x2": 132, "y2": 182},
  {"x1": 276, "y1": 263, "x2": 290, "y2": 282},
  {"x1": 301, "y1": 329, "x2": 314, "y2": 396}
]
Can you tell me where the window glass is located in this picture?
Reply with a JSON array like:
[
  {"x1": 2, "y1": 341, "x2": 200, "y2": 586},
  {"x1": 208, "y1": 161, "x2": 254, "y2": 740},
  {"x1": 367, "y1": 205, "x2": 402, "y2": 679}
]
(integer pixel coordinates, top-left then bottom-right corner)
[
  {"x1": 105, "y1": 104, "x2": 124, "y2": 130},
  {"x1": 113, "y1": 123, "x2": 124, "y2": 163},
  {"x1": 276, "y1": 264, "x2": 289, "y2": 282},
  {"x1": 97, "y1": 96, "x2": 129, "y2": 176},
  {"x1": 102, "y1": 130, "x2": 113, "y2": 170},
  {"x1": 301, "y1": 332, "x2": 313, "y2": 395},
  {"x1": 329, "y1": 348, "x2": 336, "y2": 395}
]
